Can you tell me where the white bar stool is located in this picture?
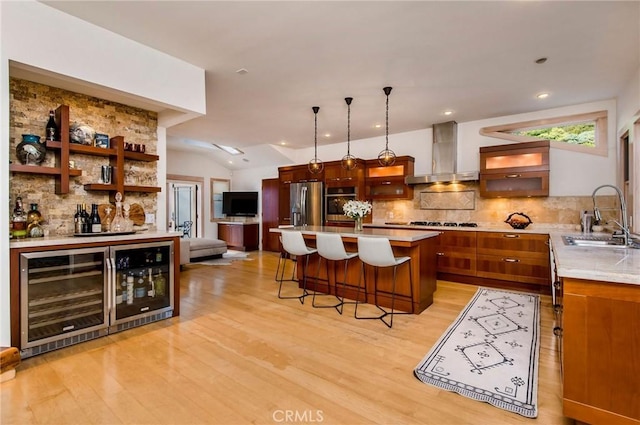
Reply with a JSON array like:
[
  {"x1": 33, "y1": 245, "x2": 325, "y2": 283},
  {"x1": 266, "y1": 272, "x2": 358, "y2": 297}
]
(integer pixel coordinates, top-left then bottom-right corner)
[
  {"x1": 277, "y1": 230, "x2": 317, "y2": 304},
  {"x1": 313, "y1": 232, "x2": 359, "y2": 314},
  {"x1": 355, "y1": 236, "x2": 415, "y2": 328},
  {"x1": 275, "y1": 225, "x2": 295, "y2": 283}
]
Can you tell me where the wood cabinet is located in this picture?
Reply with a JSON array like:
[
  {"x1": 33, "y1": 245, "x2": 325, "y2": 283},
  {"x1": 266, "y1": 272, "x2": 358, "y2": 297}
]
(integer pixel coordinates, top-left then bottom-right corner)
[
  {"x1": 324, "y1": 160, "x2": 364, "y2": 187},
  {"x1": 9, "y1": 104, "x2": 160, "y2": 200},
  {"x1": 218, "y1": 222, "x2": 259, "y2": 251},
  {"x1": 364, "y1": 156, "x2": 414, "y2": 200},
  {"x1": 562, "y1": 278, "x2": 640, "y2": 424},
  {"x1": 479, "y1": 140, "x2": 549, "y2": 198},
  {"x1": 476, "y1": 231, "x2": 550, "y2": 286},
  {"x1": 435, "y1": 230, "x2": 477, "y2": 276}
]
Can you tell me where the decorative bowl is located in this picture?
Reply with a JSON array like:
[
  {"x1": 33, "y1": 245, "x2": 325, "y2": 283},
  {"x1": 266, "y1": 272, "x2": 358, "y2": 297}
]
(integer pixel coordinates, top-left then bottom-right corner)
[{"x1": 504, "y1": 212, "x2": 532, "y2": 230}]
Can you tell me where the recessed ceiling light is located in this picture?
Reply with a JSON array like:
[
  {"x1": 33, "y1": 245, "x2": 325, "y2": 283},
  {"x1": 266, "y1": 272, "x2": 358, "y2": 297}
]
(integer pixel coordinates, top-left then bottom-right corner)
[
  {"x1": 280, "y1": 141, "x2": 286, "y2": 145},
  {"x1": 443, "y1": 110, "x2": 454, "y2": 116},
  {"x1": 324, "y1": 133, "x2": 331, "y2": 138},
  {"x1": 535, "y1": 57, "x2": 547, "y2": 64},
  {"x1": 236, "y1": 68, "x2": 248, "y2": 75},
  {"x1": 228, "y1": 160, "x2": 233, "y2": 164},
  {"x1": 374, "y1": 124, "x2": 382, "y2": 128},
  {"x1": 537, "y1": 92, "x2": 550, "y2": 99}
]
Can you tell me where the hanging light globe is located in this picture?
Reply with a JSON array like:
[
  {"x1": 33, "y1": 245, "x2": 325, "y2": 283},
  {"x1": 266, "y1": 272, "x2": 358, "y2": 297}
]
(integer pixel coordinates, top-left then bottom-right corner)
[
  {"x1": 378, "y1": 86, "x2": 396, "y2": 167},
  {"x1": 308, "y1": 106, "x2": 324, "y2": 174}
]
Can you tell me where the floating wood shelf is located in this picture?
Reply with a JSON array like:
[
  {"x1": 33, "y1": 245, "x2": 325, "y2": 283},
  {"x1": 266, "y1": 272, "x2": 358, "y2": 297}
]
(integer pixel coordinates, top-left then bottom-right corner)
[{"x1": 15, "y1": 105, "x2": 160, "y2": 198}]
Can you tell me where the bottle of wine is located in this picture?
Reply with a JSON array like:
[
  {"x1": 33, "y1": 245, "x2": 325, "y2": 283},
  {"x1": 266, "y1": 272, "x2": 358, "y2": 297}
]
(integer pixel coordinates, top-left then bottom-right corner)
[
  {"x1": 81, "y1": 203, "x2": 90, "y2": 234},
  {"x1": 90, "y1": 204, "x2": 101, "y2": 233},
  {"x1": 74, "y1": 204, "x2": 82, "y2": 234},
  {"x1": 45, "y1": 110, "x2": 57, "y2": 142}
]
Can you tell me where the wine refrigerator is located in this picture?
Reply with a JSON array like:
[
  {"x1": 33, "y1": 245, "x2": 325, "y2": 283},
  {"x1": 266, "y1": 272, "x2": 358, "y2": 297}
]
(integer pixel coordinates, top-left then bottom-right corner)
[{"x1": 19, "y1": 241, "x2": 174, "y2": 358}]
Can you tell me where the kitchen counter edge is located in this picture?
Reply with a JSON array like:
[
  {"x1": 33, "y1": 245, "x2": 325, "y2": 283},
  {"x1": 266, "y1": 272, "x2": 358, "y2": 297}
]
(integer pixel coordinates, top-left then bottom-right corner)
[
  {"x1": 270, "y1": 225, "x2": 439, "y2": 242},
  {"x1": 9, "y1": 231, "x2": 182, "y2": 249}
]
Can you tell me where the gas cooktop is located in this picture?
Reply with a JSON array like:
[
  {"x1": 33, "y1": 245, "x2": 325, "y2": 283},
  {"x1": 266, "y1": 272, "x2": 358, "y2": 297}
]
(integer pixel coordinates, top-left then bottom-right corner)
[{"x1": 410, "y1": 221, "x2": 478, "y2": 227}]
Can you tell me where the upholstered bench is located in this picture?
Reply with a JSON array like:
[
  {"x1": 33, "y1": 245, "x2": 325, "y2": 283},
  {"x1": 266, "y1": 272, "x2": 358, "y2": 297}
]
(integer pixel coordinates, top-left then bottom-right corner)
[{"x1": 180, "y1": 238, "x2": 228, "y2": 266}]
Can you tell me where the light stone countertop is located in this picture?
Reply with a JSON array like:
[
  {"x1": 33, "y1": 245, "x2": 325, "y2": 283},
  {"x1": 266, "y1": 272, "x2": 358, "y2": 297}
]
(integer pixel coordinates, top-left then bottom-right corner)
[
  {"x1": 365, "y1": 222, "x2": 639, "y2": 285},
  {"x1": 269, "y1": 225, "x2": 440, "y2": 242},
  {"x1": 366, "y1": 221, "x2": 575, "y2": 235},
  {"x1": 549, "y1": 232, "x2": 640, "y2": 286},
  {"x1": 9, "y1": 231, "x2": 182, "y2": 249}
]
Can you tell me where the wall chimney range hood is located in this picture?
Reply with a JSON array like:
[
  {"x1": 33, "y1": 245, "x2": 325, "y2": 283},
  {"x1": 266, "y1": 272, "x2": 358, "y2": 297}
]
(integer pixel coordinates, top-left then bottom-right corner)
[{"x1": 405, "y1": 121, "x2": 479, "y2": 185}]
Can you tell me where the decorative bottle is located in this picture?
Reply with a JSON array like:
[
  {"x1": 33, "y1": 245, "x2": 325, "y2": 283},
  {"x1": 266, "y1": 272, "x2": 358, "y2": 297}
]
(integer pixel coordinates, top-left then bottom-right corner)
[
  {"x1": 154, "y1": 268, "x2": 166, "y2": 297},
  {"x1": 110, "y1": 192, "x2": 126, "y2": 233},
  {"x1": 26, "y1": 203, "x2": 44, "y2": 238},
  {"x1": 11, "y1": 197, "x2": 27, "y2": 239},
  {"x1": 46, "y1": 110, "x2": 57, "y2": 142}
]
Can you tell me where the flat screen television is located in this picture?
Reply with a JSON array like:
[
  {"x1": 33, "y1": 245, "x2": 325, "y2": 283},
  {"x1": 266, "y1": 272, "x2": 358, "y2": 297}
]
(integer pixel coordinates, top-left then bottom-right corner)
[{"x1": 222, "y1": 191, "x2": 259, "y2": 217}]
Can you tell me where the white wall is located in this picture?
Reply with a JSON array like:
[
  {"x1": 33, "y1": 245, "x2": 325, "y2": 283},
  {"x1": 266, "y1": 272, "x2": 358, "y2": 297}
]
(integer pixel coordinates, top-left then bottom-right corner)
[
  {"x1": 284, "y1": 99, "x2": 617, "y2": 196},
  {"x1": 0, "y1": 1, "x2": 206, "y2": 346},
  {"x1": 166, "y1": 149, "x2": 232, "y2": 239}
]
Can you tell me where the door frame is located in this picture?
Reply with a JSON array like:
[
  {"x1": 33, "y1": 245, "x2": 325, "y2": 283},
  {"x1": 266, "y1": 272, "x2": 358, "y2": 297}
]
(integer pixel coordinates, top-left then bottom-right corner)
[{"x1": 167, "y1": 174, "x2": 204, "y2": 238}]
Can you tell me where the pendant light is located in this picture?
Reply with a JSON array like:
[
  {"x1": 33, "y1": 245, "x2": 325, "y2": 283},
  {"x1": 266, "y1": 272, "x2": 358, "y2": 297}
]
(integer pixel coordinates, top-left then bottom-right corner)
[
  {"x1": 308, "y1": 106, "x2": 324, "y2": 174},
  {"x1": 341, "y1": 97, "x2": 357, "y2": 170},
  {"x1": 378, "y1": 86, "x2": 396, "y2": 166}
]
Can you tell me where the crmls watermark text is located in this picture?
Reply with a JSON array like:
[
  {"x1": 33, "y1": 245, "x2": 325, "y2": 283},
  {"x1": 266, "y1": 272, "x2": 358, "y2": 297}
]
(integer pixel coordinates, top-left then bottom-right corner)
[{"x1": 272, "y1": 409, "x2": 324, "y2": 423}]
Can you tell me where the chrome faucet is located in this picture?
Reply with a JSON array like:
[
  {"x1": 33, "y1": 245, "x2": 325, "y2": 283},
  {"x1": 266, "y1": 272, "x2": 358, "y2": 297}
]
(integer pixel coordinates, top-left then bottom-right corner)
[{"x1": 592, "y1": 184, "x2": 631, "y2": 246}]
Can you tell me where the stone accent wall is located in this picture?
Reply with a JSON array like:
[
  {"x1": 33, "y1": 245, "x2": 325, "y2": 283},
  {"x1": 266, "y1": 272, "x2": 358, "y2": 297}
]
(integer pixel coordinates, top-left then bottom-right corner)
[
  {"x1": 9, "y1": 78, "x2": 159, "y2": 236},
  {"x1": 373, "y1": 182, "x2": 619, "y2": 231}
]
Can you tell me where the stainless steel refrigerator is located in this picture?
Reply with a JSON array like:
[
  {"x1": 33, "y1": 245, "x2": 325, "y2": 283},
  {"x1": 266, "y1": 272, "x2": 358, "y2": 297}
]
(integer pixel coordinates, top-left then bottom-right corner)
[{"x1": 290, "y1": 182, "x2": 323, "y2": 226}]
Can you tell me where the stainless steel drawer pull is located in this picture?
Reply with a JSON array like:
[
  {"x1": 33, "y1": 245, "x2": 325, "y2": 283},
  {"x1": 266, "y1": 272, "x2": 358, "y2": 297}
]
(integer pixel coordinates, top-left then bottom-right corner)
[
  {"x1": 503, "y1": 258, "x2": 520, "y2": 263},
  {"x1": 381, "y1": 181, "x2": 391, "y2": 185},
  {"x1": 436, "y1": 252, "x2": 445, "y2": 256},
  {"x1": 505, "y1": 174, "x2": 521, "y2": 178},
  {"x1": 503, "y1": 234, "x2": 520, "y2": 238}
]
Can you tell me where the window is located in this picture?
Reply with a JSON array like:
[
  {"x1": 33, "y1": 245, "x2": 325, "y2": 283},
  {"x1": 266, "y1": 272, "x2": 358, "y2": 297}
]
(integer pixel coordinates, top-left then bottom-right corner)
[
  {"x1": 210, "y1": 178, "x2": 230, "y2": 221},
  {"x1": 480, "y1": 111, "x2": 608, "y2": 157}
]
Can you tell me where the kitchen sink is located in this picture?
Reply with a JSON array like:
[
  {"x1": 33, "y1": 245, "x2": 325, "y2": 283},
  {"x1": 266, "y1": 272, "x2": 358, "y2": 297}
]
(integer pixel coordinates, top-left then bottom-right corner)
[{"x1": 562, "y1": 235, "x2": 638, "y2": 248}]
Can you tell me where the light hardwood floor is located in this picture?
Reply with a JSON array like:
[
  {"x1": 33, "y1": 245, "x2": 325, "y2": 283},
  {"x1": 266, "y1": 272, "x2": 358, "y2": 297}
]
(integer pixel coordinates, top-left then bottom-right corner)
[{"x1": 1, "y1": 251, "x2": 572, "y2": 425}]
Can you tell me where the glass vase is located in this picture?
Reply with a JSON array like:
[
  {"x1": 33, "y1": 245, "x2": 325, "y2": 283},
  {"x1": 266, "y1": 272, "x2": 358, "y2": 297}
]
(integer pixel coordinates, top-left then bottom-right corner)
[{"x1": 354, "y1": 217, "x2": 363, "y2": 232}]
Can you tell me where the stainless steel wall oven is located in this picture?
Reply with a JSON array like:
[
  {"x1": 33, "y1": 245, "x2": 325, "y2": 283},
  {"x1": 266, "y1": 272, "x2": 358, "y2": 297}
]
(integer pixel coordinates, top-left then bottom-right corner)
[{"x1": 325, "y1": 186, "x2": 358, "y2": 222}]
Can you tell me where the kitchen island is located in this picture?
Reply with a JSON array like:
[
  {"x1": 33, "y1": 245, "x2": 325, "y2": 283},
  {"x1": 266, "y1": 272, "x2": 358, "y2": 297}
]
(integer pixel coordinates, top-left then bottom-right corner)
[
  {"x1": 270, "y1": 226, "x2": 440, "y2": 313},
  {"x1": 549, "y1": 232, "x2": 640, "y2": 425}
]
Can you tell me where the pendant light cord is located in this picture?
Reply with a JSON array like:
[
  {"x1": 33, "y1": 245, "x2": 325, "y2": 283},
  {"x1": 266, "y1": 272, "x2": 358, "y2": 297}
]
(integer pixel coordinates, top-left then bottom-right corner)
[
  {"x1": 313, "y1": 106, "x2": 319, "y2": 160},
  {"x1": 347, "y1": 101, "x2": 351, "y2": 155},
  {"x1": 385, "y1": 89, "x2": 390, "y2": 150}
]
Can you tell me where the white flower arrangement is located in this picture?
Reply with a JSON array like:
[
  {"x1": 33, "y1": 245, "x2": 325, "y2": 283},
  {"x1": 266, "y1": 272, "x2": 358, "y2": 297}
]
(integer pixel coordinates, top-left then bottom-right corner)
[{"x1": 343, "y1": 199, "x2": 372, "y2": 219}]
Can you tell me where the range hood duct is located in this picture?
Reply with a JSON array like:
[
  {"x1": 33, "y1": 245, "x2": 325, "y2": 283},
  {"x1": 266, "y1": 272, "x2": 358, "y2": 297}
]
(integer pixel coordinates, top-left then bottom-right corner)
[{"x1": 405, "y1": 121, "x2": 479, "y2": 184}]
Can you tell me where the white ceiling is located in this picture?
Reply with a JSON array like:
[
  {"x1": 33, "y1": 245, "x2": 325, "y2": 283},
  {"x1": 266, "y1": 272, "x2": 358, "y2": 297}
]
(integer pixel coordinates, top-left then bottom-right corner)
[{"x1": 39, "y1": 1, "x2": 640, "y2": 169}]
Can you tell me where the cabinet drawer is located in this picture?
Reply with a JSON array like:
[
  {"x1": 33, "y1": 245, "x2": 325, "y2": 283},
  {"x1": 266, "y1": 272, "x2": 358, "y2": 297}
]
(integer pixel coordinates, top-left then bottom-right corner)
[
  {"x1": 476, "y1": 254, "x2": 550, "y2": 286},
  {"x1": 477, "y1": 232, "x2": 549, "y2": 258}
]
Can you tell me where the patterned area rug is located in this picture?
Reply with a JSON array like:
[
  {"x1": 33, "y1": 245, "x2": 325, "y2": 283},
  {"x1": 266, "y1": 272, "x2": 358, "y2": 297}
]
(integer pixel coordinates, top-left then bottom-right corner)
[
  {"x1": 414, "y1": 288, "x2": 540, "y2": 418},
  {"x1": 194, "y1": 250, "x2": 252, "y2": 266}
]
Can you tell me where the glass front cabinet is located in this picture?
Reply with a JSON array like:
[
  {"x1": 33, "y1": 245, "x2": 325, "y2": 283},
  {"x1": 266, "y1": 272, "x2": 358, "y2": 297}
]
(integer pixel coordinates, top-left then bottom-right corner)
[{"x1": 18, "y1": 240, "x2": 174, "y2": 357}]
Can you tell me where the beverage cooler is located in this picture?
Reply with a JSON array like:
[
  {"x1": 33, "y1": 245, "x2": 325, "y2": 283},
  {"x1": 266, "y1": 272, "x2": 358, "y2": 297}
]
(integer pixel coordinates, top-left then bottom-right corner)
[{"x1": 19, "y1": 241, "x2": 173, "y2": 357}]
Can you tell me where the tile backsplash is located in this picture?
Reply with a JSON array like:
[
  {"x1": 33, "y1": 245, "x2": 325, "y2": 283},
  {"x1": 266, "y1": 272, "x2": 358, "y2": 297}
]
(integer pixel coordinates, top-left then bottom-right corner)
[
  {"x1": 373, "y1": 182, "x2": 619, "y2": 231},
  {"x1": 9, "y1": 78, "x2": 159, "y2": 236}
]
